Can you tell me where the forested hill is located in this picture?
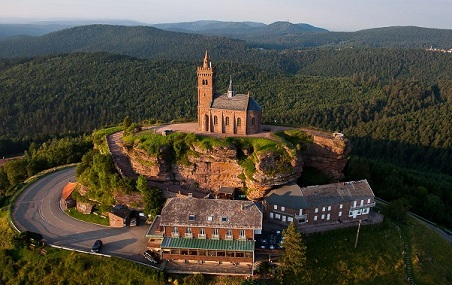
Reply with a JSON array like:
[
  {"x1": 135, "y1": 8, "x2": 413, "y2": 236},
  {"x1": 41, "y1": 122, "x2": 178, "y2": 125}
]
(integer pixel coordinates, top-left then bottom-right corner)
[
  {"x1": 1, "y1": 25, "x2": 452, "y2": 85},
  {"x1": 0, "y1": 25, "x2": 251, "y2": 60},
  {"x1": 233, "y1": 26, "x2": 452, "y2": 50},
  {"x1": 0, "y1": 24, "x2": 452, "y2": 60}
]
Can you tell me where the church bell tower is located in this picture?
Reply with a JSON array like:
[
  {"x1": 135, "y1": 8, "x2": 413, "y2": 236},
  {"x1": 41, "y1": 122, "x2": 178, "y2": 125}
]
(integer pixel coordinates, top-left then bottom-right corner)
[{"x1": 197, "y1": 51, "x2": 216, "y2": 131}]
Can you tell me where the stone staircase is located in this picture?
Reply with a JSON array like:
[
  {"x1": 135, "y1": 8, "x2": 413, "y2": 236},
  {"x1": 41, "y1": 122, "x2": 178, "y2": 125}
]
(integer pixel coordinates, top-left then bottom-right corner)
[{"x1": 107, "y1": 132, "x2": 138, "y2": 179}]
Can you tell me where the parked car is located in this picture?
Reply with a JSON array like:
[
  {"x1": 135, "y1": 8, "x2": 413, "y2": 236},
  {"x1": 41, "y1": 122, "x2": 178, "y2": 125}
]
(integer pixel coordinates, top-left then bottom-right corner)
[
  {"x1": 91, "y1": 239, "x2": 103, "y2": 253},
  {"x1": 144, "y1": 250, "x2": 159, "y2": 264}
]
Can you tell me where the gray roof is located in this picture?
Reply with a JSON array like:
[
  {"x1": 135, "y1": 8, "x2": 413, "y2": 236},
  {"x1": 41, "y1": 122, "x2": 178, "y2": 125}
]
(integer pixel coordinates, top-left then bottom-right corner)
[
  {"x1": 211, "y1": 93, "x2": 262, "y2": 112},
  {"x1": 160, "y1": 197, "x2": 263, "y2": 230},
  {"x1": 266, "y1": 183, "x2": 307, "y2": 209},
  {"x1": 266, "y1": 180, "x2": 375, "y2": 209}
]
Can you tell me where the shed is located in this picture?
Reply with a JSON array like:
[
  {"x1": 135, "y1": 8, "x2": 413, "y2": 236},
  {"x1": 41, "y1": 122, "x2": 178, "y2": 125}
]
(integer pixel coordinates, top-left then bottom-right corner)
[
  {"x1": 216, "y1": 186, "x2": 236, "y2": 200},
  {"x1": 61, "y1": 182, "x2": 77, "y2": 210},
  {"x1": 109, "y1": 205, "x2": 131, "y2": 228}
]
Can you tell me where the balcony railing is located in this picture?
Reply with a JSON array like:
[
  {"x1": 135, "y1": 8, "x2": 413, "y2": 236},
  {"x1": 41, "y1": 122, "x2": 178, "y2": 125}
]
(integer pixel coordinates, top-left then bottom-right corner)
[
  {"x1": 225, "y1": 235, "x2": 233, "y2": 240},
  {"x1": 212, "y1": 234, "x2": 219, "y2": 240},
  {"x1": 198, "y1": 233, "x2": 206, "y2": 239},
  {"x1": 349, "y1": 202, "x2": 376, "y2": 210},
  {"x1": 295, "y1": 214, "x2": 307, "y2": 220},
  {"x1": 172, "y1": 232, "x2": 179, "y2": 238},
  {"x1": 184, "y1": 233, "x2": 193, "y2": 238}
]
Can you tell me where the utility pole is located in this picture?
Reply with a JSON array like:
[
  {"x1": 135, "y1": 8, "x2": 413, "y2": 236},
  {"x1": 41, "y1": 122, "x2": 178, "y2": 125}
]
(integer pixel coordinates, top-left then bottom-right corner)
[{"x1": 354, "y1": 219, "x2": 362, "y2": 248}]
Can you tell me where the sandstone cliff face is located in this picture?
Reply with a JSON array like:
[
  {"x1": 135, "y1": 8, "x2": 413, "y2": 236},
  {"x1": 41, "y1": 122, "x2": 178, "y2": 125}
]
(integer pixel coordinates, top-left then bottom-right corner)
[
  {"x1": 122, "y1": 129, "x2": 351, "y2": 200},
  {"x1": 125, "y1": 141, "x2": 303, "y2": 200},
  {"x1": 125, "y1": 146, "x2": 173, "y2": 181},
  {"x1": 247, "y1": 147, "x2": 304, "y2": 200},
  {"x1": 301, "y1": 129, "x2": 352, "y2": 181}
]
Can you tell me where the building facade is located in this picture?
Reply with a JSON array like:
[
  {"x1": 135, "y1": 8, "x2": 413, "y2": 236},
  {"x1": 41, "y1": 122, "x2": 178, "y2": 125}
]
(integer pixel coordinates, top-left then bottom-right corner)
[
  {"x1": 197, "y1": 51, "x2": 262, "y2": 135},
  {"x1": 264, "y1": 180, "x2": 375, "y2": 227},
  {"x1": 150, "y1": 197, "x2": 262, "y2": 267}
]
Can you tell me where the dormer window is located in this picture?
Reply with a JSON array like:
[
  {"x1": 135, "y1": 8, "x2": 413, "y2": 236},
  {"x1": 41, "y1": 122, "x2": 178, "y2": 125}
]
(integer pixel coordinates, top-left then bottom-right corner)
[
  {"x1": 207, "y1": 216, "x2": 213, "y2": 222},
  {"x1": 221, "y1": 216, "x2": 228, "y2": 222},
  {"x1": 189, "y1": 214, "x2": 196, "y2": 221}
]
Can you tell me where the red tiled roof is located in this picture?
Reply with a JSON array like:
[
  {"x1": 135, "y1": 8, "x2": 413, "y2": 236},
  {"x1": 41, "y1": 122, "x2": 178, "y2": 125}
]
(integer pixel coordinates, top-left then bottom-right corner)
[{"x1": 61, "y1": 182, "x2": 77, "y2": 200}]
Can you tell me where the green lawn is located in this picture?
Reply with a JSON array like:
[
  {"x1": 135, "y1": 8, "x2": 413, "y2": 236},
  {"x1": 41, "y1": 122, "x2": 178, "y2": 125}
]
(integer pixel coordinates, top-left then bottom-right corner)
[{"x1": 65, "y1": 208, "x2": 110, "y2": 226}]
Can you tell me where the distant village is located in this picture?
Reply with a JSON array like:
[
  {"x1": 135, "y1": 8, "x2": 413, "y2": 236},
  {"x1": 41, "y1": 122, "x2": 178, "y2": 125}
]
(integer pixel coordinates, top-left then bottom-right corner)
[{"x1": 426, "y1": 46, "x2": 452, "y2": 53}]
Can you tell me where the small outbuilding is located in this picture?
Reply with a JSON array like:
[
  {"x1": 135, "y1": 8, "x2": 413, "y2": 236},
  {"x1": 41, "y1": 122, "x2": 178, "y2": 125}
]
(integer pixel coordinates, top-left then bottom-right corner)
[
  {"x1": 216, "y1": 186, "x2": 237, "y2": 200},
  {"x1": 109, "y1": 205, "x2": 131, "y2": 228},
  {"x1": 61, "y1": 182, "x2": 77, "y2": 210}
]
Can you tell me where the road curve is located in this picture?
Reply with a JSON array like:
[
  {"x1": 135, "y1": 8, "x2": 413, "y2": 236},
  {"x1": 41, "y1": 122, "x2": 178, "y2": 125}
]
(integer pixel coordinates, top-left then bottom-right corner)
[{"x1": 12, "y1": 167, "x2": 149, "y2": 262}]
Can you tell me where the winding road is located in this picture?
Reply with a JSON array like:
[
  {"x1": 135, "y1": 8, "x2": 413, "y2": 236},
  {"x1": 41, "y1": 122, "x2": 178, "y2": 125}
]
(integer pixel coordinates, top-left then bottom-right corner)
[{"x1": 11, "y1": 167, "x2": 149, "y2": 263}]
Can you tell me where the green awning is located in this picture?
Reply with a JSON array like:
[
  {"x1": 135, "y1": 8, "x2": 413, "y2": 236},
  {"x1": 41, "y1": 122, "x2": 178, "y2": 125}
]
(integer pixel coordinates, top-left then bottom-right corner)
[{"x1": 161, "y1": 237, "x2": 254, "y2": 252}]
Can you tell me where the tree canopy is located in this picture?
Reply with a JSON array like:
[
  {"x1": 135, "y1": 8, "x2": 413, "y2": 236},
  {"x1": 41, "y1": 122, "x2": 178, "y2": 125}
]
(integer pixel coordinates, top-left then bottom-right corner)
[{"x1": 278, "y1": 222, "x2": 307, "y2": 284}]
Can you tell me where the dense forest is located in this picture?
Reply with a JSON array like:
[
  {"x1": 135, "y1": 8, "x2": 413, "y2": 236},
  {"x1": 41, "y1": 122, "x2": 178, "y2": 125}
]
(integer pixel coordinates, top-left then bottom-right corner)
[{"x1": 1, "y1": 51, "x2": 451, "y2": 174}]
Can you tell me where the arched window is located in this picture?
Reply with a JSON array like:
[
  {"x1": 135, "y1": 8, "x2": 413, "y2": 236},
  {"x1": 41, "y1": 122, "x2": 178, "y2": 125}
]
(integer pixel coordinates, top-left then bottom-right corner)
[
  {"x1": 225, "y1": 117, "x2": 230, "y2": 126},
  {"x1": 214, "y1": 116, "x2": 218, "y2": 125},
  {"x1": 237, "y1": 118, "x2": 241, "y2": 127},
  {"x1": 251, "y1": 117, "x2": 256, "y2": 125}
]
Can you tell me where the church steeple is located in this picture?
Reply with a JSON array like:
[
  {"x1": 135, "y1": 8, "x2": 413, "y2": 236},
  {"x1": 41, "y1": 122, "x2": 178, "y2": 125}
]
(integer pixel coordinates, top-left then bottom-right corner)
[
  {"x1": 197, "y1": 50, "x2": 216, "y2": 106},
  {"x1": 227, "y1": 77, "x2": 235, "y2": 98},
  {"x1": 203, "y1": 50, "x2": 210, "y2": 68}
]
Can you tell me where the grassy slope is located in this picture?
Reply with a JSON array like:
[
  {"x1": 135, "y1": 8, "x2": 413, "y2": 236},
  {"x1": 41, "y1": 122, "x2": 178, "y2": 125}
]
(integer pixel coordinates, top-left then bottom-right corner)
[
  {"x1": 408, "y1": 219, "x2": 452, "y2": 284},
  {"x1": 304, "y1": 218, "x2": 405, "y2": 284}
]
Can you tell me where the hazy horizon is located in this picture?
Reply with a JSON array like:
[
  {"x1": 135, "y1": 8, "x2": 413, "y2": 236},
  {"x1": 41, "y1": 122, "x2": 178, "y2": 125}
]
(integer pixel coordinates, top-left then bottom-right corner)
[{"x1": 1, "y1": 0, "x2": 451, "y2": 32}]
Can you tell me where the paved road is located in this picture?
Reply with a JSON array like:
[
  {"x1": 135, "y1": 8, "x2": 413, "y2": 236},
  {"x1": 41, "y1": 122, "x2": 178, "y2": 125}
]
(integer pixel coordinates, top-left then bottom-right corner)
[{"x1": 12, "y1": 167, "x2": 150, "y2": 263}]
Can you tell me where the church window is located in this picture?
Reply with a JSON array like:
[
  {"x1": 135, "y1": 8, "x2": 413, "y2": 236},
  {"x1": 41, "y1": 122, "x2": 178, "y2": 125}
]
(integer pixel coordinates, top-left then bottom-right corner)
[
  {"x1": 237, "y1": 118, "x2": 241, "y2": 127},
  {"x1": 225, "y1": 117, "x2": 230, "y2": 126},
  {"x1": 251, "y1": 117, "x2": 256, "y2": 125},
  {"x1": 214, "y1": 116, "x2": 218, "y2": 125}
]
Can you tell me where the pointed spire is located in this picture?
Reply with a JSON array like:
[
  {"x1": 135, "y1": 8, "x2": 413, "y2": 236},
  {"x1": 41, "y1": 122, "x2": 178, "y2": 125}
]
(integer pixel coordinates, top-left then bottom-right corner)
[
  {"x1": 203, "y1": 50, "x2": 210, "y2": 68},
  {"x1": 228, "y1": 76, "x2": 235, "y2": 98}
]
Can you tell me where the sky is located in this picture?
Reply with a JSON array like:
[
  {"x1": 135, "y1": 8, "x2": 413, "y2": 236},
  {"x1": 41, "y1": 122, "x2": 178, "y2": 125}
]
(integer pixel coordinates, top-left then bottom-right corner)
[{"x1": 1, "y1": 0, "x2": 451, "y2": 31}]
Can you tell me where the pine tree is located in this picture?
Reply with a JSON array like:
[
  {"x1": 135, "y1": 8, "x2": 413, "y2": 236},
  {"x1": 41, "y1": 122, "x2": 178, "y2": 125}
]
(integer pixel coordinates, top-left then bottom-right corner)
[{"x1": 278, "y1": 222, "x2": 307, "y2": 284}]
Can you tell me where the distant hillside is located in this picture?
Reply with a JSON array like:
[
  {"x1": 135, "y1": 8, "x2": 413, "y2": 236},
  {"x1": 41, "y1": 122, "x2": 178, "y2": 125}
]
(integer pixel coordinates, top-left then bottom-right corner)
[
  {"x1": 0, "y1": 24, "x2": 70, "y2": 39},
  {"x1": 151, "y1": 21, "x2": 452, "y2": 49},
  {"x1": 151, "y1": 20, "x2": 327, "y2": 35},
  {"x1": 1, "y1": 23, "x2": 451, "y2": 59},
  {"x1": 0, "y1": 24, "x2": 252, "y2": 60},
  {"x1": 0, "y1": 20, "x2": 147, "y2": 39}
]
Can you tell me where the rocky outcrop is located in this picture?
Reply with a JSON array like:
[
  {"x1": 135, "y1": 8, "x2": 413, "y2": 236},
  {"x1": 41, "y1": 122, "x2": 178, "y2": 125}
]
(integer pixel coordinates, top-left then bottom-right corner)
[
  {"x1": 247, "y1": 147, "x2": 304, "y2": 200},
  {"x1": 125, "y1": 146, "x2": 173, "y2": 181},
  {"x1": 301, "y1": 129, "x2": 352, "y2": 181},
  {"x1": 124, "y1": 140, "x2": 304, "y2": 200},
  {"x1": 116, "y1": 128, "x2": 351, "y2": 200}
]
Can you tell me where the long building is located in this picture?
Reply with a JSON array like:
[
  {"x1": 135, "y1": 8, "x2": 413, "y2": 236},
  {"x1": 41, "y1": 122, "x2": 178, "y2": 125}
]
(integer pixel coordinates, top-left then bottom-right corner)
[{"x1": 264, "y1": 180, "x2": 376, "y2": 227}]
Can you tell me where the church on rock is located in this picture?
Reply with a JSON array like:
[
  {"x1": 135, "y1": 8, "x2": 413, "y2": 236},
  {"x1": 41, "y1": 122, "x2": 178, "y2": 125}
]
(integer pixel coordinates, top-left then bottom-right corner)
[{"x1": 197, "y1": 51, "x2": 262, "y2": 135}]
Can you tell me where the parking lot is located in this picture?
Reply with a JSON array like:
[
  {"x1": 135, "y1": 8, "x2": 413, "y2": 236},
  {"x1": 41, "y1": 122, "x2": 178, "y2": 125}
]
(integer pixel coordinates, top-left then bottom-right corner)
[{"x1": 255, "y1": 230, "x2": 284, "y2": 250}]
